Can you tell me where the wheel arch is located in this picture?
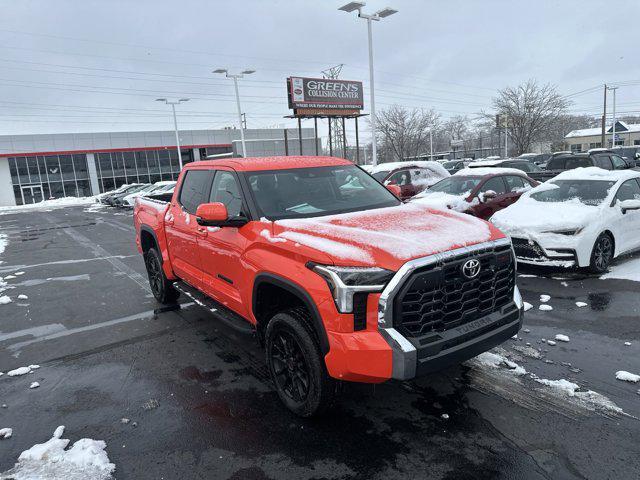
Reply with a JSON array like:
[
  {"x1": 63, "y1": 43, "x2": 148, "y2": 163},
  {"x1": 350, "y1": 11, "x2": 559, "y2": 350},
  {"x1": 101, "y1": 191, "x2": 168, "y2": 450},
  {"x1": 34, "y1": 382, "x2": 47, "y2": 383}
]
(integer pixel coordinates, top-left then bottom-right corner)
[
  {"x1": 139, "y1": 225, "x2": 159, "y2": 255},
  {"x1": 601, "y1": 229, "x2": 616, "y2": 257},
  {"x1": 253, "y1": 273, "x2": 329, "y2": 355}
]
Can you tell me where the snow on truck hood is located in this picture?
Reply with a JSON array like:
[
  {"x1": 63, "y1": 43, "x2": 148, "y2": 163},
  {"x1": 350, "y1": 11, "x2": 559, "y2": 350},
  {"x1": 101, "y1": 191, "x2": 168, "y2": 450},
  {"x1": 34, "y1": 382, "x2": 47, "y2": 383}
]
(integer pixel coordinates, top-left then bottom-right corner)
[{"x1": 273, "y1": 203, "x2": 500, "y2": 270}]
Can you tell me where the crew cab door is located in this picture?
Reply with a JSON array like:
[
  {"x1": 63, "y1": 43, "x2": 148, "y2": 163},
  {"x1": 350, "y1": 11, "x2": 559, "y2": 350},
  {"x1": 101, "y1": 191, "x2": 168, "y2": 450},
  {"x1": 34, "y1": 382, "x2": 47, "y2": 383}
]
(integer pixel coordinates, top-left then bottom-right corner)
[
  {"x1": 165, "y1": 169, "x2": 214, "y2": 287},
  {"x1": 196, "y1": 169, "x2": 251, "y2": 317}
]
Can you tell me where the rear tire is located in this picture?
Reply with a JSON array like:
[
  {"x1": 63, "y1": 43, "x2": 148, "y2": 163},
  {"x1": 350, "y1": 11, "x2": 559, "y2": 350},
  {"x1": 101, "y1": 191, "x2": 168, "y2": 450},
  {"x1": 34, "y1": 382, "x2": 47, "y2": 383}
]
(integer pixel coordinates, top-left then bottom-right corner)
[
  {"x1": 265, "y1": 308, "x2": 336, "y2": 417},
  {"x1": 145, "y1": 247, "x2": 180, "y2": 304},
  {"x1": 589, "y1": 233, "x2": 614, "y2": 273}
]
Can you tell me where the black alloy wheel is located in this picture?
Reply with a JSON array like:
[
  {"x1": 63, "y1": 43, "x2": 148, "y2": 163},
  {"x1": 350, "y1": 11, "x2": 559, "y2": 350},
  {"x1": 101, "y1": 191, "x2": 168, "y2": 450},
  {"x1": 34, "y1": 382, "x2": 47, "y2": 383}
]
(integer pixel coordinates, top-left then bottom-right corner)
[
  {"x1": 590, "y1": 233, "x2": 614, "y2": 273},
  {"x1": 145, "y1": 247, "x2": 179, "y2": 304},
  {"x1": 270, "y1": 330, "x2": 310, "y2": 403}
]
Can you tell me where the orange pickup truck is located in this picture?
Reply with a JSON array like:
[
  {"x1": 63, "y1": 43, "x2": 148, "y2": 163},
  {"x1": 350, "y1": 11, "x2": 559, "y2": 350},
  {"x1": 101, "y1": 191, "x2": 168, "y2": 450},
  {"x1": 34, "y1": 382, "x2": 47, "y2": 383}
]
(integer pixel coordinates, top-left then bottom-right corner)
[{"x1": 134, "y1": 156, "x2": 523, "y2": 416}]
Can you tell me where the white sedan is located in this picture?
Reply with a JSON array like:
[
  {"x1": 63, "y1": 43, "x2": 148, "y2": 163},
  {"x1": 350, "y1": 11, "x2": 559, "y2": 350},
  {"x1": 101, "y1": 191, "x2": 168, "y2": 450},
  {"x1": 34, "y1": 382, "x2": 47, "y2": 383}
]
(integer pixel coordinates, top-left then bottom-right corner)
[
  {"x1": 490, "y1": 167, "x2": 640, "y2": 272},
  {"x1": 122, "y1": 181, "x2": 176, "y2": 207}
]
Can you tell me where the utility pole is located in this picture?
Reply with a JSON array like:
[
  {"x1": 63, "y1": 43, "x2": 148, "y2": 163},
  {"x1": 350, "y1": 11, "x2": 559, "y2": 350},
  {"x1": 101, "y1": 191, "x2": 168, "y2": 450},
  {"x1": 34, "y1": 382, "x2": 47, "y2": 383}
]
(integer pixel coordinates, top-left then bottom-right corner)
[
  {"x1": 608, "y1": 86, "x2": 618, "y2": 148},
  {"x1": 601, "y1": 83, "x2": 607, "y2": 147},
  {"x1": 322, "y1": 64, "x2": 345, "y2": 157},
  {"x1": 429, "y1": 129, "x2": 434, "y2": 160}
]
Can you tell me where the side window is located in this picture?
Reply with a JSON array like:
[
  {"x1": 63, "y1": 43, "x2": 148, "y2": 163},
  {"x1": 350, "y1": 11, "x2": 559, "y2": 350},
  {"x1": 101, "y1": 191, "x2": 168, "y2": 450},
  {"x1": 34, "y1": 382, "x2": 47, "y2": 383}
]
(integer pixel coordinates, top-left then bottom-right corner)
[
  {"x1": 546, "y1": 157, "x2": 564, "y2": 170},
  {"x1": 504, "y1": 175, "x2": 526, "y2": 192},
  {"x1": 566, "y1": 157, "x2": 593, "y2": 169},
  {"x1": 615, "y1": 179, "x2": 640, "y2": 202},
  {"x1": 178, "y1": 170, "x2": 213, "y2": 214},
  {"x1": 594, "y1": 155, "x2": 612, "y2": 170},
  {"x1": 209, "y1": 171, "x2": 244, "y2": 218},
  {"x1": 611, "y1": 155, "x2": 627, "y2": 170},
  {"x1": 479, "y1": 177, "x2": 507, "y2": 195},
  {"x1": 386, "y1": 170, "x2": 411, "y2": 186}
]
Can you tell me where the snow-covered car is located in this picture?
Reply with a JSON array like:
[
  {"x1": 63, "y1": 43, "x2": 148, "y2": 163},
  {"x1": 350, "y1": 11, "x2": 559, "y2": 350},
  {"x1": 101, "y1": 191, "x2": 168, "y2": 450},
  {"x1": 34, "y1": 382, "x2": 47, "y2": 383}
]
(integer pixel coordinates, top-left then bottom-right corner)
[
  {"x1": 490, "y1": 167, "x2": 640, "y2": 272},
  {"x1": 122, "y1": 181, "x2": 176, "y2": 208},
  {"x1": 468, "y1": 158, "x2": 544, "y2": 175},
  {"x1": 410, "y1": 167, "x2": 538, "y2": 220},
  {"x1": 367, "y1": 161, "x2": 450, "y2": 200}
]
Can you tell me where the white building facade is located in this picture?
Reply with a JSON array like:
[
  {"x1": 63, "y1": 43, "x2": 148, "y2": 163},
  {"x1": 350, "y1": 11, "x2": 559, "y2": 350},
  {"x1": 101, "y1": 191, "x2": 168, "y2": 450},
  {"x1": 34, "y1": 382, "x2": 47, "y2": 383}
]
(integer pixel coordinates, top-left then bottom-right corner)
[
  {"x1": 564, "y1": 121, "x2": 640, "y2": 152},
  {"x1": 0, "y1": 127, "x2": 318, "y2": 206}
]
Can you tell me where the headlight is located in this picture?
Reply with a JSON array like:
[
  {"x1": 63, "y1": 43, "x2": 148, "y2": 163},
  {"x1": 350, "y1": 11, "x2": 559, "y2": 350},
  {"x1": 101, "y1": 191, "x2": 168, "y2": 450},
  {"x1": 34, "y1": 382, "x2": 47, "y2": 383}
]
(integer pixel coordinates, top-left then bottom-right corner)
[
  {"x1": 309, "y1": 264, "x2": 395, "y2": 313},
  {"x1": 542, "y1": 228, "x2": 583, "y2": 235}
]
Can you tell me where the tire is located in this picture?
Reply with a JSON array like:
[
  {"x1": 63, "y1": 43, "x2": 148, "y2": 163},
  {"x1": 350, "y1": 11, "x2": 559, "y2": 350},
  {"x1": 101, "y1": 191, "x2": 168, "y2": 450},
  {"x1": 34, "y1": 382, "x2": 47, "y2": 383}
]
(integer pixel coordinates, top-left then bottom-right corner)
[
  {"x1": 589, "y1": 233, "x2": 614, "y2": 273},
  {"x1": 265, "y1": 308, "x2": 336, "y2": 417},
  {"x1": 145, "y1": 247, "x2": 180, "y2": 304}
]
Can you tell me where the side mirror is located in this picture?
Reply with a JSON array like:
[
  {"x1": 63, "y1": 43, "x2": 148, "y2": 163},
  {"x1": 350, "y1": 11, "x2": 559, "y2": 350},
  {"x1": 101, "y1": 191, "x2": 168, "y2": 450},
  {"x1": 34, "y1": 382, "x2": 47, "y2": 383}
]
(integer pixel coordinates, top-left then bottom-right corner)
[
  {"x1": 386, "y1": 184, "x2": 402, "y2": 197},
  {"x1": 619, "y1": 199, "x2": 640, "y2": 214},
  {"x1": 196, "y1": 202, "x2": 228, "y2": 226},
  {"x1": 480, "y1": 190, "x2": 497, "y2": 202}
]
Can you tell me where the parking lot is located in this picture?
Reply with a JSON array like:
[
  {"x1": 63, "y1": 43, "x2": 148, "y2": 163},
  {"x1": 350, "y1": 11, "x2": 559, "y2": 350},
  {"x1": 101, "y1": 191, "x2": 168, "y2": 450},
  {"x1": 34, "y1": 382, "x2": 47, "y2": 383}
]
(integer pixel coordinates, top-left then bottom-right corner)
[{"x1": 1, "y1": 203, "x2": 640, "y2": 479}]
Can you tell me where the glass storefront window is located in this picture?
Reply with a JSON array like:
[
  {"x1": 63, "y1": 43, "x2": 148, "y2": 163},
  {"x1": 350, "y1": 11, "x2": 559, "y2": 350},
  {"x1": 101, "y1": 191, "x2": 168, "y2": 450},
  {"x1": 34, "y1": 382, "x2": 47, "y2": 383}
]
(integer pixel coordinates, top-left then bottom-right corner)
[
  {"x1": 73, "y1": 154, "x2": 88, "y2": 179},
  {"x1": 45, "y1": 156, "x2": 62, "y2": 182},
  {"x1": 59, "y1": 155, "x2": 75, "y2": 181}
]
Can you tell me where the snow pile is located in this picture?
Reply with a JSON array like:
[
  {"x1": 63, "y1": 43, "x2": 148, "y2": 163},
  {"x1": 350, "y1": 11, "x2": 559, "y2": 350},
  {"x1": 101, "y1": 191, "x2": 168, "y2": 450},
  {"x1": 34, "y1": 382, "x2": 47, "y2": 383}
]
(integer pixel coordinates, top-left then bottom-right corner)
[
  {"x1": 523, "y1": 302, "x2": 533, "y2": 311},
  {"x1": 533, "y1": 378, "x2": 624, "y2": 415},
  {"x1": 539, "y1": 304, "x2": 553, "y2": 311},
  {"x1": 0, "y1": 295, "x2": 11, "y2": 305},
  {"x1": 472, "y1": 351, "x2": 526, "y2": 376},
  {"x1": 29, "y1": 382, "x2": 40, "y2": 389},
  {"x1": 275, "y1": 203, "x2": 493, "y2": 267},
  {"x1": 410, "y1": 191, "x2": 478, "y2": 213},
  {"x1": 539, "y1": 294, "x2": 550, "y2": 303},
  {"x1": 7, "y1": 365, "x2": 39, "y2": 376},
  {"x1": 0, "y1": 428, "x2": 12, "y2": 439},
  {"x1": 17, "y1": 294, "x2": 28, "y2": 300},
  {"x1": 1, "y1": 426, "x2": 115, "y2": 480},
  {"x1": 555, "y1": 334, "x2": 570, "y2": 342},
  {"x1": 575, "y1": 301, "x2": 588, "y2": 307},
  {"x1": 0, "y1": 196, "x2": 97, "y2": 215},
  {"x1": 615, "y1": 371, "x2": 640, "y2": 383}
]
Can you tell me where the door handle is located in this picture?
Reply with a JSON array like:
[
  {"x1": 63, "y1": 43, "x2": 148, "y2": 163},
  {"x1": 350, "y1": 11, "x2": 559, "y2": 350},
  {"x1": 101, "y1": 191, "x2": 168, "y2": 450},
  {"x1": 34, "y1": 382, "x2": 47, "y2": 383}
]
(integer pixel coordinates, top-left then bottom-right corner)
[{"x1": 196, "y1": 228, "x2": 208, "y2": 238}]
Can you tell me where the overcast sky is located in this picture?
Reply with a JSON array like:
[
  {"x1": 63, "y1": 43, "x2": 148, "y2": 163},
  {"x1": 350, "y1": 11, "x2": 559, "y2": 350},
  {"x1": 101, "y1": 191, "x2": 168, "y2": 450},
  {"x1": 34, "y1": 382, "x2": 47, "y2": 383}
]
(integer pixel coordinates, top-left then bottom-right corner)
[{"x1": 1, "y1": 0, "x2": 639, "y2": 145}]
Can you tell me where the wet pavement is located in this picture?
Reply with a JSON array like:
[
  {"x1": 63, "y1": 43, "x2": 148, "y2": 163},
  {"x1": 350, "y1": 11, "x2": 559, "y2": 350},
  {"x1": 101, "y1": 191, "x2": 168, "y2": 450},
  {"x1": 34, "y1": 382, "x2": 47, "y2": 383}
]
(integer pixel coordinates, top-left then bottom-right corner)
[{"x1": 1, "y1": 204, "x2": 639, "y2": 479}]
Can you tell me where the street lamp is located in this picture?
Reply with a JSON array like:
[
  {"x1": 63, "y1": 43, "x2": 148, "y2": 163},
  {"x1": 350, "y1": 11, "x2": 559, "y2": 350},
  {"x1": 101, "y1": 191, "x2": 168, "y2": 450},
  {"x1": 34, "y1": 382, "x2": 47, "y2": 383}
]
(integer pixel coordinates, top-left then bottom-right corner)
[
  {"x1": 339, "y1": 2, "x2": 397, "y2": 166},
  {"x1": 156, "y1": 98, "x2": 189, "y2": 170},
  {"x1": 214, "y1": 68, "x2": 255, "y2": 158}
]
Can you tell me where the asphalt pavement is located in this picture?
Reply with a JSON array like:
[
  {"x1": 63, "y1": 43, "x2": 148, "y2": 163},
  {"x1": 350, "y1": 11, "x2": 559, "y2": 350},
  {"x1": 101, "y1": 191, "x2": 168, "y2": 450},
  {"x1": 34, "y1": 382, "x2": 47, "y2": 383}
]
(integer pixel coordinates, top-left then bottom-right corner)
[{"x1": 0, "y1": 204, "x2": 639, "y2": 480}]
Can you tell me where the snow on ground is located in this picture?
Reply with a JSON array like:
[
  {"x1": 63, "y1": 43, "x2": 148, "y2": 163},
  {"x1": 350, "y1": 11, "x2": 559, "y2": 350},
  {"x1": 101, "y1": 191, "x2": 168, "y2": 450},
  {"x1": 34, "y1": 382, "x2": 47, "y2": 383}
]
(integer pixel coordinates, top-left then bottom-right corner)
[
  {"x1": 616, "y1": 371, "x2": 640, "y2": 383},
  {"x1": 576, "y1": 301, "x2": 588, "y2": 307},
  {"x1": 0, "y1": 196, "x2": 97, "y2": 216},
  {"x1": 7, "y1": 365, "x2": 39, "y2": 376},
  {"x1": 601, "y1": 256, "x2": 640, "y2": 282},
  {"x1": 0, "y1": 233, "x2": 7, "y2": 257},
  {"x1": 17, "y1": 294, "x2": 28, "y2": 300},
  {"x1": 0, "y1": 295, "x2": 11, "y2": 305},
  {"x1": 625, "y1": 342, "x2": 632, "y2": 346},
  {"x1": 555, "y1": 334, "x2": 570, "y2": 342},
  {"x1": 29, "y1": 382, "x2": 40, "y2": 389},
  {"x1": 0, "y1": 428, "x2": 12, "y2": 439},
  {"x1": 523, "y1": 302, "x2": 533, "y2": 312},
  {"x1": 539, "y1": 304, "x2": 553, "y2": 311},
  {"x1": 540, "y1": 294, "x2": 551, "y2": 303},
  {"x1": 469, "y1": 349, "x2": 626, "y2": 416},
  {"x1": 1, "y1": 426, "x2": 115, "y2": 480}
]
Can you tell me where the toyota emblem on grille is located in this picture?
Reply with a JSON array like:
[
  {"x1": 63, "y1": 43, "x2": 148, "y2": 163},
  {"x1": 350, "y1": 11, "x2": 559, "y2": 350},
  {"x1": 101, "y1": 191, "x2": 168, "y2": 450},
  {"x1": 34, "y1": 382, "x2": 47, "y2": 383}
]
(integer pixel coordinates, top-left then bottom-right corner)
[{"x1": 462, "y1": 259, "x2": 481, "y2": 279}]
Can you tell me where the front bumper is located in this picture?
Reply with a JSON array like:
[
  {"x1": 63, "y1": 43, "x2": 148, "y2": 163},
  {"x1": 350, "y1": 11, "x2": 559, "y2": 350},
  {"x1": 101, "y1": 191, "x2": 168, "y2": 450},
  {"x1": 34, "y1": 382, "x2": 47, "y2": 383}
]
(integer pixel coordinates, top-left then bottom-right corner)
[
  {"x1": 511, "y1": 236, "x2": 578, "y2": 268},
  {"x1": 377, "y1": 238, "x2": 524, "y2": 381}
]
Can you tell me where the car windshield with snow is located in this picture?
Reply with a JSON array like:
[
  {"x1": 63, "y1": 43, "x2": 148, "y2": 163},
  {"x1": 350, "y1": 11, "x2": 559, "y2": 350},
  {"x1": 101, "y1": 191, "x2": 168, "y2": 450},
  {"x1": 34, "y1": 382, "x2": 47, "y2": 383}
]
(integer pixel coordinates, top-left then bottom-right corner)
[
  {"x1": 491, "y1": 167, "x2": 640, "y2": 272},
  {"x1": 366, "y1": 161, "x2": 450, "y2": 200}
]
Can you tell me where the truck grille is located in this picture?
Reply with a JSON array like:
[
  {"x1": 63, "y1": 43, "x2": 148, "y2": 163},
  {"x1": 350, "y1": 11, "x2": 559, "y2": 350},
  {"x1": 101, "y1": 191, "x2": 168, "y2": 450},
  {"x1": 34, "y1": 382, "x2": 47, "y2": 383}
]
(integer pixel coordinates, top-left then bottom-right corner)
[
  {"x1": 511, "y1": 237, "x2": 545, "y2": 260},
  {"x1": 394, "y1": 244, "x2": 515, "y2": 338}
]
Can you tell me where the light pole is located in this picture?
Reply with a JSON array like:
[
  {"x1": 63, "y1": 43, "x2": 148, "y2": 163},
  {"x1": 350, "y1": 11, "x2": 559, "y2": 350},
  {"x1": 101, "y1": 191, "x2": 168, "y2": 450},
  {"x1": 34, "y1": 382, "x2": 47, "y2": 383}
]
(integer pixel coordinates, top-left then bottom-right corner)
[
  {"x1": 156, "y1": 98, "x2": 189, "y2": 170},
  {"x1": 429, "y1": 129, "x2": 434, "y2": 160},
  {"x1": 214, "y1": 68, "x2": 255, "y2": 157},
  {"x1": 339, "y1": 2, "x2": 397, "y2": 166},
  {"x1": 608, "y1": 85, "x2": 618, "y2": 148}
]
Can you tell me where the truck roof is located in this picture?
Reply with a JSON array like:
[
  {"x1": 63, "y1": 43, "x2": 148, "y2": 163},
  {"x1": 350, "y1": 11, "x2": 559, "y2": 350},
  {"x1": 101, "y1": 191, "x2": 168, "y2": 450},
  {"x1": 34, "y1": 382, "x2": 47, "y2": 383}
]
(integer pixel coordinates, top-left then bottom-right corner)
[{"x1": 190, "y1": 155, "x2": 353, "y2": 172}]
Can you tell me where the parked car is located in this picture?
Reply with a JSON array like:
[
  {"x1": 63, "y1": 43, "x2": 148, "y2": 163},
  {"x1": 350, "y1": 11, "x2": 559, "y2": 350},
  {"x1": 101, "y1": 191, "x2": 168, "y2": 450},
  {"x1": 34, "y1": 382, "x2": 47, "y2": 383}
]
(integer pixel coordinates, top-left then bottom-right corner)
[
  {"x1": 442, "y1": 159, "x2": 468, "y2": 174},
  {"x1": 100, "y1": 183, "x2": 143, "y2": 205},
  {"x1": 491, "y1": 167, "x2": 640, "y2": 272},
  {"x1": 411, "y1": 167, "x2": 538, "y2": 220},
  {"x1": 134, "y1": 156, "x2": 523, "y2": 416},
  {"x1": 109, "y1": 184, "x2": 150, "y2": 207},
  {"x1": 528, "y1": 151, "x2": 633, "y2": 182},
  {"x1": 468, "y1": 158, "x2": 544, "y2": 175},
  {"x1": 367, "y1": 161, "x2": 450, "y2": 200},
  {"x1": 122, "y1": 181, "x2": 176, "y2": 208},
  {"x1": 518, "y1": 153, "x2": 552, "y2": 166},
  {"x1": 611, "y1": 146, "x2": 640, "y2": 167}
]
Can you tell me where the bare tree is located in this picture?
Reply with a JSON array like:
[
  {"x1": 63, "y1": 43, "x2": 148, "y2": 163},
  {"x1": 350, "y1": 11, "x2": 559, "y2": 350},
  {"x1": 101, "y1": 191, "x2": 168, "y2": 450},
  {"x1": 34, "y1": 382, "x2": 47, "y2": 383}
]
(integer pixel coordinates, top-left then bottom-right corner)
[
  {"x1": 492, "y1": 80, "x2": 570, "y2": 155},
  {"x1": 375, "y1": 105, "x2": 440, "y2": 161},
  {"x1": 546, "y1": 114, "x2": 598, "y2": 151}
]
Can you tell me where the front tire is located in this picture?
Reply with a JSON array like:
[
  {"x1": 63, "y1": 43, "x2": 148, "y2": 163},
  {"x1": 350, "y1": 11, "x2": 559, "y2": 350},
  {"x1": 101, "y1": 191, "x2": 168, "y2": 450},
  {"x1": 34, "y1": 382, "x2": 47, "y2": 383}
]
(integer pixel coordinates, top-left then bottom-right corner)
[
  {"x1": 589, "y1": 233, "x2": 614, "y2": 273},
  {"x1": 145, "y1": 247, "x2": 180, "y2": 304},
  {"x1": 265, "y1": 309, "x2": 336, "y2": 417}
]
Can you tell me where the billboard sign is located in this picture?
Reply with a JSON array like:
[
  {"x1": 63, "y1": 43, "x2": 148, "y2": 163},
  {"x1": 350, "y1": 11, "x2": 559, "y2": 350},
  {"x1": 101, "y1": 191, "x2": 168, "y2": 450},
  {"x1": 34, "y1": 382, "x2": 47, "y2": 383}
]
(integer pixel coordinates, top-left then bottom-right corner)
[{"x1": 287, "y1": 77, "x2": 364, "y2": 111}]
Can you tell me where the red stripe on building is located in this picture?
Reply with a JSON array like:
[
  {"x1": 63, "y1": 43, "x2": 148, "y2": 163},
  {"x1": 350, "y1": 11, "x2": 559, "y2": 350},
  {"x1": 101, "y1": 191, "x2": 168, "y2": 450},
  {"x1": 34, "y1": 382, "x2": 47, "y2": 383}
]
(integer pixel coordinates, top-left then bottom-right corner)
[{"x1": 0, "y1": 143, "x2": 232, "y2": 158}]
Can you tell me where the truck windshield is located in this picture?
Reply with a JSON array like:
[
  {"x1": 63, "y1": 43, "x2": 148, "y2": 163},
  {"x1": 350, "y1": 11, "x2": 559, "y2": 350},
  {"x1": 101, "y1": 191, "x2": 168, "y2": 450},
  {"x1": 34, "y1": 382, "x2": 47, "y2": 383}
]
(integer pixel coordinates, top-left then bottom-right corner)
[
  {"x1": 246, "y1": 165, "x2": 400, "y2": 220},
  {"x1": 529, "y1": 180, "x2": 616, "y2": 206}
]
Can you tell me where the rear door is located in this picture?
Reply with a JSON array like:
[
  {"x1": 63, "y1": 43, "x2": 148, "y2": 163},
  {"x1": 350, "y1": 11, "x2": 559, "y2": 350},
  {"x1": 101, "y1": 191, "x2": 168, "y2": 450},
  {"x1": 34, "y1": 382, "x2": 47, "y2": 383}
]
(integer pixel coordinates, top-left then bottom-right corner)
[
  {"x1": 503, "y1": 175, "x2": 530, "y2": 205},
  {"x1": 610, "y1": 178, "x2": 640, "y2": 254},
  {"x1": 610, "y1": 154, "x2": 629, "y2": 170},
  {"x1": 165, "y1": 169, "x2": 214, "y2": 287},
  {"x1": 196, "y1": 169, "x2": 252, "y2": 317}
]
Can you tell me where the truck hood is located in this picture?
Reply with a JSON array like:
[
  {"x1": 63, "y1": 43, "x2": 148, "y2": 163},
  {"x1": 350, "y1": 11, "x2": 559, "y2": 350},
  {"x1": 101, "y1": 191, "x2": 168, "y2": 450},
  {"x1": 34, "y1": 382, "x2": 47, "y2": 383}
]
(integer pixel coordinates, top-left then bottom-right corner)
[{"x1": 272, "y1": 203, "x2": 503, "y2": 271}]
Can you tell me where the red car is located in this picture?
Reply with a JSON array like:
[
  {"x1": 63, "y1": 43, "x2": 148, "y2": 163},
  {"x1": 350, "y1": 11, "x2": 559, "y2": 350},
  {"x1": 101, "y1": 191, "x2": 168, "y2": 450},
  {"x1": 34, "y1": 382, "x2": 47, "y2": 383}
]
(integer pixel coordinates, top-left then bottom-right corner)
[
  {"x1": 367, "y1": 161, "x2": 450, "y2": 200},
  {"x1": 411, "y1": 168, "x2": 539, "y2": 220},
  {"x1": 134, "y1": 156, "x2": 522, "y2": 416}
]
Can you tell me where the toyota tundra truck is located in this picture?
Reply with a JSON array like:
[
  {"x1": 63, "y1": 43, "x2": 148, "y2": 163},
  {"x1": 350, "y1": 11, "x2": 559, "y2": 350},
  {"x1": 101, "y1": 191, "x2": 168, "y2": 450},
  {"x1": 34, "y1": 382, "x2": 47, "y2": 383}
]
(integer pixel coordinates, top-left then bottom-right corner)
[{"x1": 134, "y1": 156, "x2": 523, "y2": 416}]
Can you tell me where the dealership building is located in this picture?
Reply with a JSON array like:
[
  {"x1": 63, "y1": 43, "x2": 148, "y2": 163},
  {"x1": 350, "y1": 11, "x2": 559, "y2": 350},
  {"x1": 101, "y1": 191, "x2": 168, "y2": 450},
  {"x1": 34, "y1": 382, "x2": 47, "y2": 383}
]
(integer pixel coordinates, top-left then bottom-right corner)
[{"x1": 0, "y1": 127, "x2": 318, "y2": 206}]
